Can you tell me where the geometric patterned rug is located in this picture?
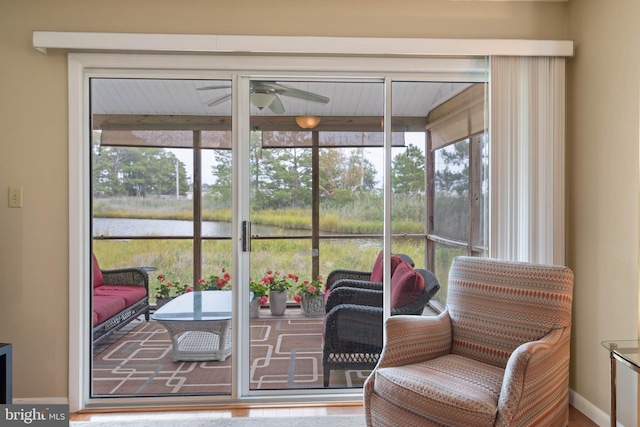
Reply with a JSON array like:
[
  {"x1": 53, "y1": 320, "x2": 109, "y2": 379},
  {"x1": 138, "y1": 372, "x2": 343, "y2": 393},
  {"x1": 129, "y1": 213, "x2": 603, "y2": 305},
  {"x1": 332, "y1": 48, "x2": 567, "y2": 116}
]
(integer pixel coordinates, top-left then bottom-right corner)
[{"x1": 92, "y1": 313, "x2": 370, "y2": 396}]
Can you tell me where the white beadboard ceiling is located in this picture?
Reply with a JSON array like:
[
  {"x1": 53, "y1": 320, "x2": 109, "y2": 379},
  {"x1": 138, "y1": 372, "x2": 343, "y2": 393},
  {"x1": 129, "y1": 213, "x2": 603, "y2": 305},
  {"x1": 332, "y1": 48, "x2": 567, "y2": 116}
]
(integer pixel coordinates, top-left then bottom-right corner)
[{"x1": 91, "y1": 78, "x2": 473, "y2": 118}]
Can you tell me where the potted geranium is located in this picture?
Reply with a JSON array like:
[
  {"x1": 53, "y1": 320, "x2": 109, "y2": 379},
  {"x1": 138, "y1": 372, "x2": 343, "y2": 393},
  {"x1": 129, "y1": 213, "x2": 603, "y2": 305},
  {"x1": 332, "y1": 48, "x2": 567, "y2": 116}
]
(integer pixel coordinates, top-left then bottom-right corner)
[
  {"x1": 294, "y1": 275, "x2": 325, "y2": 317},
  {"x1": 201, "y1": 267, "x2": 231, "y2": 291},
  {"x1": 155, "y1": 274, "x2": 192, "y2": 309},
  {"x1": 249, "y1": 277, "x2": 269, "y2": 319},
  {"x1": 262, "y1": 270, "x2": 298, "y2": 316}
]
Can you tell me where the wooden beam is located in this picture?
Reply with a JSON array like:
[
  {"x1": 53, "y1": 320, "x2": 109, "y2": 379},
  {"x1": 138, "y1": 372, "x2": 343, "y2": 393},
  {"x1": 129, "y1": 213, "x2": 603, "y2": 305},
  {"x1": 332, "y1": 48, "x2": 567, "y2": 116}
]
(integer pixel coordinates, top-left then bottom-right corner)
[{"x1": 93, "y1": 114, "x2": 427, "y2": 132}]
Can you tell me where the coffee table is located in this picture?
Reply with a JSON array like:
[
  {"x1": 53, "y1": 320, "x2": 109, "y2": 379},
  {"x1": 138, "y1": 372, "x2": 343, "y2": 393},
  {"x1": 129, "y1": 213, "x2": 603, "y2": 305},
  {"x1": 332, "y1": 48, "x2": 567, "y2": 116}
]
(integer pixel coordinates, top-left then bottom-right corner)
[{"x1": 151, "y1": 291, "x2": 233, "y2": 362}]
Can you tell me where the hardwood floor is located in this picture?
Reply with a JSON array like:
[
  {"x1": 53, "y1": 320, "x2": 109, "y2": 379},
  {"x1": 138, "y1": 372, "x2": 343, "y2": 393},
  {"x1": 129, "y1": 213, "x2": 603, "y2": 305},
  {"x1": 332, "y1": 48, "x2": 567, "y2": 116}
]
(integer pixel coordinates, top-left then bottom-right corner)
[{"x1": 70, "y1": 404, "x2": 597, "y2": 426}]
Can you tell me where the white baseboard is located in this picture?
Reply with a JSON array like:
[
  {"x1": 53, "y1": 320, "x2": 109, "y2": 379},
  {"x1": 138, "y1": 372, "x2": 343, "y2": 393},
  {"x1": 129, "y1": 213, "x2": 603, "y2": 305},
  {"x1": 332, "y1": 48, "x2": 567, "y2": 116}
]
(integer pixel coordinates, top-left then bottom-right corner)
[
  {"x1": 569, "y1": 389, "x2": 611, "y2": 427},
  {"x1": 10, "y1": 397, "x2": 69, "y2": 405}
]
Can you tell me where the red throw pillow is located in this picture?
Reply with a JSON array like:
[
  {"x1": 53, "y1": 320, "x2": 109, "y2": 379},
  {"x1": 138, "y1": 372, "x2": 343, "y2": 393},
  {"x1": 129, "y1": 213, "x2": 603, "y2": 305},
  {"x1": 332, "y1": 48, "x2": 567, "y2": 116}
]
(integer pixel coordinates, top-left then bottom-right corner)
[
  {"x1": 369, "y1": 251, "x2": 384, "y2": 282},
  {"x1": 391, "y1": 261, "x2": 425, "y2": 308},
  {"x1": 92, "y1": 253, "x2": 104, "y2": 288},
  {"x1": 370, "y1": 251, "x2": 406, "y2": 282}
]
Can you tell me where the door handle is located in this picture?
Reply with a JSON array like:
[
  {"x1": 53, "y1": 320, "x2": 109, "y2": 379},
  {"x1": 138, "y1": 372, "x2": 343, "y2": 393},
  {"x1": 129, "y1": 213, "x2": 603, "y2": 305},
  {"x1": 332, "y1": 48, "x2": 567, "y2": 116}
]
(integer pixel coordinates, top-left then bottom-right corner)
[{"x1": 242, "y1": 221, "x2": 251, "y2": 252}]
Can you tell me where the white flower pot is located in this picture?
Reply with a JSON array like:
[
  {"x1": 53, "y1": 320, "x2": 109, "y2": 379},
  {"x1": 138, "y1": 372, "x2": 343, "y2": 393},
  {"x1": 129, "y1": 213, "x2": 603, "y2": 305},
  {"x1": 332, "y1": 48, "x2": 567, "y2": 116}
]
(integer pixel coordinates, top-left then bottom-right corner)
[
  {"x1": 250, "y1": 297, "x2": 262, "y2": 319},
  {"x1": 269, "y1": 290, "x2": 287, "y2": 316}
]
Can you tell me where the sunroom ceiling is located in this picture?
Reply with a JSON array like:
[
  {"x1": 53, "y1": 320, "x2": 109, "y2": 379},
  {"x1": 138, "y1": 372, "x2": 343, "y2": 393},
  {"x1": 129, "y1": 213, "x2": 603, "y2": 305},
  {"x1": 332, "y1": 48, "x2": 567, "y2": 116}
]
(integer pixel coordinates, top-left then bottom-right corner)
[{"x1": 91, "y1": 79, "x2": 471, "y2": 119}]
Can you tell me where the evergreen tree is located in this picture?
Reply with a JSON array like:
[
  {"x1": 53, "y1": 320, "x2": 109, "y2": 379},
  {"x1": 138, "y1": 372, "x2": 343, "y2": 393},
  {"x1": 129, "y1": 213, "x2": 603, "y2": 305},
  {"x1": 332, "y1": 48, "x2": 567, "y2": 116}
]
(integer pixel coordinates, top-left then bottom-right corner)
[
  {"x1": 391, "y1": 144, "x2": 426, "y2": 194},
  {"x1": 92, "y1": 146, "x2": 189, "y2": 197}
]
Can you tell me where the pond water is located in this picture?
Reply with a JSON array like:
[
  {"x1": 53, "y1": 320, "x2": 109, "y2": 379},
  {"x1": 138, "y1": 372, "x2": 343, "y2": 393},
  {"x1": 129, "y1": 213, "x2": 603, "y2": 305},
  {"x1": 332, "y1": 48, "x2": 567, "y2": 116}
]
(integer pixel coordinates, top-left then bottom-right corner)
[{"x1": 93, "y1": 218, "x2": 313, "y2": 237}]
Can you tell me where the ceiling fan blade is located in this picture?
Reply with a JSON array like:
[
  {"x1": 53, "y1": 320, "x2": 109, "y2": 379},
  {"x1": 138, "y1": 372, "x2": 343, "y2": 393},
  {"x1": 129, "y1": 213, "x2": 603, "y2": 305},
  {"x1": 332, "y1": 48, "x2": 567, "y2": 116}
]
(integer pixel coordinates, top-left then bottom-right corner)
[
  {"x1": 197, "y1": 85, "x2": 232, "y2": 91},
  {"x1": 268, "y1": 95, "x2": 286, "y2": 114},
  {"x1": 206, "y1": 94, "x2": 231, "y2": 107},
  {"x1": 265, "y1": 83, "x2": 330, "y2": 104}
]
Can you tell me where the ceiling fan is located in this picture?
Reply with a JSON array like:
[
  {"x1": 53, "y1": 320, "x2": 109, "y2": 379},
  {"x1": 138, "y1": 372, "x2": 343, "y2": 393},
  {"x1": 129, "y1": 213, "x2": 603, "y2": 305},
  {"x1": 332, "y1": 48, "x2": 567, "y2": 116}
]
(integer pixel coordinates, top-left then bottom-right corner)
[{"x1": 197, "y1": 81, "x2": 330, "y2": 114}]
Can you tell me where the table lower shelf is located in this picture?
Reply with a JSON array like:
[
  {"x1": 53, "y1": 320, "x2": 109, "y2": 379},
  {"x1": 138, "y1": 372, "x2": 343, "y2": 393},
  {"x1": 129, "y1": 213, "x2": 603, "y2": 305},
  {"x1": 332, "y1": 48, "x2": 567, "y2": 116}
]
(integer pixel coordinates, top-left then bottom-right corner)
[{"x1": 173, "y1": 330, "x2": 232, "y2": 361}]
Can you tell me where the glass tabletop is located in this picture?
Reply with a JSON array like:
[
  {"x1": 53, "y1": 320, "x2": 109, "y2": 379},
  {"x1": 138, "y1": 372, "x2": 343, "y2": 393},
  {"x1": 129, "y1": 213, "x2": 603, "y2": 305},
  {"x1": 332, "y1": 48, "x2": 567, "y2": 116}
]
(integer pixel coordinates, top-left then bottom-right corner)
[
  {"x1": 151, "y1": 291, "x2": 232, "y2": 321},
  {"x1": 602, "y1": 340, "x2": 640, "y2": 370}
]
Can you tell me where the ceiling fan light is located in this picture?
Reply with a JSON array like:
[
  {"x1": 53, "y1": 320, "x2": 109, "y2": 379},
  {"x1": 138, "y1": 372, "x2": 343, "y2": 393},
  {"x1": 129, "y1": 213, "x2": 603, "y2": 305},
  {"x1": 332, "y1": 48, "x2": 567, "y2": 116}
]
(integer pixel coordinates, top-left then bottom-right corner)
[
  {"x1": 251, "y1": 93, "x2": 276, "y2": 109},
  {"x1": 296, "y1": 115, "x2": 321, "y2": 129}
]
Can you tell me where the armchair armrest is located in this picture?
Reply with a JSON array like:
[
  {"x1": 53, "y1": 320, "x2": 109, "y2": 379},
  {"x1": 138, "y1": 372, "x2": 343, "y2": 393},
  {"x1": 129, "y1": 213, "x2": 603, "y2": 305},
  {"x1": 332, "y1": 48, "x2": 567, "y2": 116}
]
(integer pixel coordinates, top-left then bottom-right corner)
[
  {"x1": 376, "y1": 311, "x2": 452, "y2": 369},
  {"x1": 101, "y1": 267, "x2": 149, "y2": 292},
  {"x1": 497, "y1": 327, "x2": 571, "y2": 425}
]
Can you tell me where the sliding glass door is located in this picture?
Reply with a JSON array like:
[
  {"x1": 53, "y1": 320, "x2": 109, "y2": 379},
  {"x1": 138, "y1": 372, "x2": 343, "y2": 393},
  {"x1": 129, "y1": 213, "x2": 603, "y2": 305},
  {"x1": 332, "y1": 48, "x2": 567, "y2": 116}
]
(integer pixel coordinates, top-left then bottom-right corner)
[{"x1": 79, "y1": 57, "x2": 488, "y2": 406}]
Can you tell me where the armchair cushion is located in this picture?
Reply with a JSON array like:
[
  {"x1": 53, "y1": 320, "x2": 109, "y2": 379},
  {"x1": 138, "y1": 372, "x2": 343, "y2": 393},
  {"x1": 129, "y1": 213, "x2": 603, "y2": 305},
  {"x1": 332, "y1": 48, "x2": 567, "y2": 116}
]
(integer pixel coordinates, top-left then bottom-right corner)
[
  {"x1": 390, "y1": 261, "x2": 424, "y2": 308},
  {"x1": 373, "y1": 354, "x2": 504, "y2": 427}
]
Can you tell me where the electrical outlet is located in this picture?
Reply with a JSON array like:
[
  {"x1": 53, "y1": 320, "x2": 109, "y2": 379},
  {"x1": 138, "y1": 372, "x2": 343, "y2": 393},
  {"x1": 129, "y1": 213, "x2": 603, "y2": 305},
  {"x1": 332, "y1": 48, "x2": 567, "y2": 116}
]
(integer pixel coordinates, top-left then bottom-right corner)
[{"x1": 8, "y1": 186, "x2": 23, "y2": 208}]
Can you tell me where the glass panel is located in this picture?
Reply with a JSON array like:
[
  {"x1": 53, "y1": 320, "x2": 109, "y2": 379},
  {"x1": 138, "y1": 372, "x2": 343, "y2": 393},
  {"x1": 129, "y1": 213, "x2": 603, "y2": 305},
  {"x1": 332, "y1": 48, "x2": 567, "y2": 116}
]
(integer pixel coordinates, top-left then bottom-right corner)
[
  {"x1": 248, "y1": 80, "x2": 384, "y2": 390},
  {"x1": 90, "y1": 78, "x2": 233, "y2": 397}
]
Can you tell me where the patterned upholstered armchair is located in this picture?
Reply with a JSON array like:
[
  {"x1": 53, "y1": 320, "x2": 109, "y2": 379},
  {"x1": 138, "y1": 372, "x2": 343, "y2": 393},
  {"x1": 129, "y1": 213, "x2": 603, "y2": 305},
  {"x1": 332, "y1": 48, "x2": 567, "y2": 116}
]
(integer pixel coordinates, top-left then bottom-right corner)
[
  {"x1": 364, "y1": 256, "x2": 574, "y2": 427},
  {"x1": 322, "y1": 256, "x2": 440, "y2": 387}
]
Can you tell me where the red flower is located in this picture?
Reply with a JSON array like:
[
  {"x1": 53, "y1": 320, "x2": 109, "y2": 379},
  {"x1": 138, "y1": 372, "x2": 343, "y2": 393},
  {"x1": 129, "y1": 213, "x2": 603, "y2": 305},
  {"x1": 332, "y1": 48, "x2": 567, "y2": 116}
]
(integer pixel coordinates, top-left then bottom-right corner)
[
  {"x1": 157, "y1": 274, "x2": 166, "y2": 282},
  {"x1": 186, "y1": 286, "x2": 194, "y2": 293},
  {"x1": 308, "y1": 285, "x2": 317, "y2": 294},
  {"x1": 293, "y1": 295, "x2": 302, "y2": 304},
  {"x1": 223, "y1": 272, "x2": 231, "y2": 282},
  {"x1": 259, "y1": 295, "x2": 268, "y2": 305}
]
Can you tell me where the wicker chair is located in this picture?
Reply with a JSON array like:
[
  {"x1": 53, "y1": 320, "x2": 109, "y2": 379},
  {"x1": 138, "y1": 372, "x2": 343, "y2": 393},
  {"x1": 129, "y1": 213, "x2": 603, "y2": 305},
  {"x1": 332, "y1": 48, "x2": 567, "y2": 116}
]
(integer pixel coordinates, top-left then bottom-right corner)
[
  {"x1": 322, "y1": 262, "x2": 440, "y2": 387},
  {"x1": 364, "y1": 256, "x2": 574, "y2": 427}
]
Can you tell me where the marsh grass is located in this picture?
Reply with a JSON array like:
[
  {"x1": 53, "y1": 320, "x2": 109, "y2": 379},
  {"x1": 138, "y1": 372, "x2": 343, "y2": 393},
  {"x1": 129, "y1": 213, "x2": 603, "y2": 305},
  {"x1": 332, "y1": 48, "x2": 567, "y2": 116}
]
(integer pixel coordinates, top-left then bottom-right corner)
[
  {"x1": 93, "y1": 196, "x2": 430, "y2": 301},
  {"x1": 94, "y1": 238, "x2": 425, "y2": 302}
]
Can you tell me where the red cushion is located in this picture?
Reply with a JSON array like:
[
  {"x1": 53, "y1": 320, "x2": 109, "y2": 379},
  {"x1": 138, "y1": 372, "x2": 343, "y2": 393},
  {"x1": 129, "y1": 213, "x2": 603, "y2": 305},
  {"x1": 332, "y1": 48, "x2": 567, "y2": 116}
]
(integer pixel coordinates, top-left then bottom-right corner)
[
  {"x1": 92, "y1": 311, "x2": 99, "y2": 326},
  {"x1": 370, "y1": 251, "x2": 384, "y2": 282},
  {"x1": 93, "y1": 295, "x2": 126, "y2": 324},
  {"x1": 391, "y1": 261, "x2": 425, "y2": 308},
  {"x1": 92, "y1": 253, "x2": 104, "y2": 288},
  {"x1": 370, "y1": 251, "x2": 405, "y2": 282},
  {"x1": 94, "y1": 285, "x2": 147, "y2": 307}
]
